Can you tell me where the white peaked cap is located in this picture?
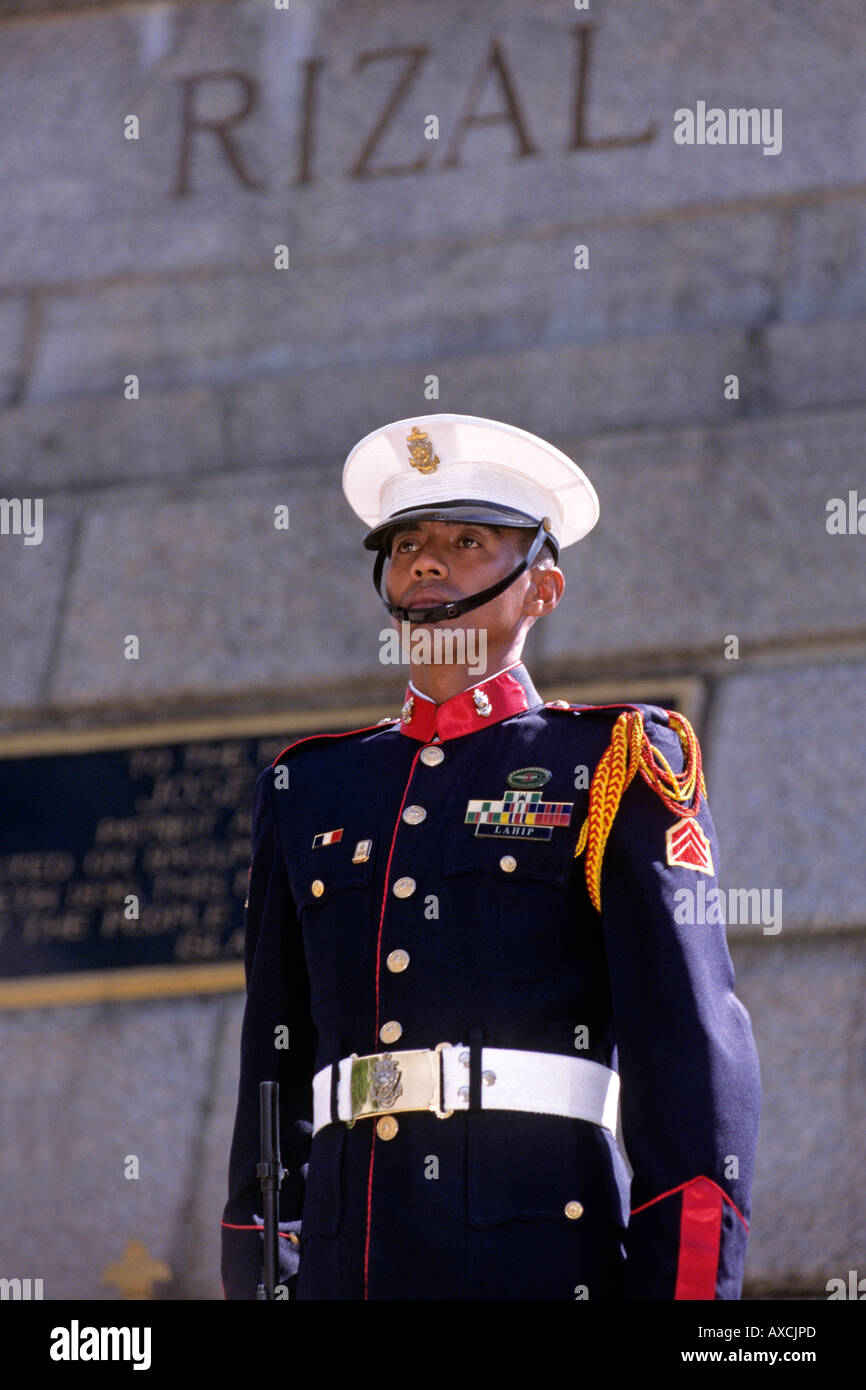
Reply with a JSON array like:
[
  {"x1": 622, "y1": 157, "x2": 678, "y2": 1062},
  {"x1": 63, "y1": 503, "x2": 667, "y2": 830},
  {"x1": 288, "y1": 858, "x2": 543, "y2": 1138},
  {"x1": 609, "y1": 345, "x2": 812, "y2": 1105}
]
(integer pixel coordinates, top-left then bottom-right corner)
[{"x1": 342, "y1": 413, "x2": 599, "y2": 551}]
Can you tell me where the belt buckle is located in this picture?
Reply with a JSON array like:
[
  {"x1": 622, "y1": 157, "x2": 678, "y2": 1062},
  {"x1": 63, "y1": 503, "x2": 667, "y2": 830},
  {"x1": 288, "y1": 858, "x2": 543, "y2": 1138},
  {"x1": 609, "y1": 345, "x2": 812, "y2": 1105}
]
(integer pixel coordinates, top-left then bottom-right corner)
[{"x1": 346, "y1": 1043, "x2": 453, "y2": 1124}]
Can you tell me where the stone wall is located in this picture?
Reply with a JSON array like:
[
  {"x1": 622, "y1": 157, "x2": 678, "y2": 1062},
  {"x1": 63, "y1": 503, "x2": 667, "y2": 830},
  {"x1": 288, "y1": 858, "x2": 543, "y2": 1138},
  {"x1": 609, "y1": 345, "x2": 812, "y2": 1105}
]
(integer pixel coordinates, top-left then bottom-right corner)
[{"x1": 0, "y1": 0, "x2": 863, "y2": 1299}]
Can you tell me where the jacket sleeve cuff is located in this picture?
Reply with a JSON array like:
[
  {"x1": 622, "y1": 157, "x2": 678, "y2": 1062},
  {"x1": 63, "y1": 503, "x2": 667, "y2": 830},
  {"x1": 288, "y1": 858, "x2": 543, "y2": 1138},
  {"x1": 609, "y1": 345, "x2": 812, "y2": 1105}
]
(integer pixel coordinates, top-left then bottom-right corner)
[
  {"x1": 220, "y1": 1219, "x2": 302, "y2": 1299},
  {"x1": 625, "y1": 1176, "x2": 750, "y2": 1300}
]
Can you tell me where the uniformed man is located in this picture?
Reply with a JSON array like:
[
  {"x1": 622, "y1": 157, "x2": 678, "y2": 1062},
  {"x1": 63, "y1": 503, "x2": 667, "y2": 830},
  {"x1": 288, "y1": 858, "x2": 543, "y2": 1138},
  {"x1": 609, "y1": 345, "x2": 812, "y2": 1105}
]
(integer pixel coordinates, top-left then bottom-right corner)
[{"x1": 221, "y1": 413, "x2": 761, "y2": 1301}]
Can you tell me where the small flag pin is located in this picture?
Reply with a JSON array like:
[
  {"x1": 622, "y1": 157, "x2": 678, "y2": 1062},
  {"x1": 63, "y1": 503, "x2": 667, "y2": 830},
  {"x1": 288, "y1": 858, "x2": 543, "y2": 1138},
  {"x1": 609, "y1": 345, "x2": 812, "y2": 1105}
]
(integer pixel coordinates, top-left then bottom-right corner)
[{"x1": 312, "y1": 828, "x2": 344, "y2": 848}]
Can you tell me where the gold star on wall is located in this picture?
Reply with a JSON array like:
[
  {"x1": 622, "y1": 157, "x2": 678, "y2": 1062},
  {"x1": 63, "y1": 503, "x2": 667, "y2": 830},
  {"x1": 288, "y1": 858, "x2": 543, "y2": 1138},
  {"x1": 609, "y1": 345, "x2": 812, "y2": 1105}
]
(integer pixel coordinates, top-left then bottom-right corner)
[{"x1": 100, "y1": 1239, "x2": 172, "y2": 1300}]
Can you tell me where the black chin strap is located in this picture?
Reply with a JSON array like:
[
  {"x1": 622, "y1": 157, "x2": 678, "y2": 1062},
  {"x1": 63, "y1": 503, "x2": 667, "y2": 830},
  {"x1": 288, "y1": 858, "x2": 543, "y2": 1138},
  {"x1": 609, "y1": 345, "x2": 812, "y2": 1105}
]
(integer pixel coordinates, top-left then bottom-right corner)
[{"x1": 372, "y1": 518, "x2": 555, "y2": 623}]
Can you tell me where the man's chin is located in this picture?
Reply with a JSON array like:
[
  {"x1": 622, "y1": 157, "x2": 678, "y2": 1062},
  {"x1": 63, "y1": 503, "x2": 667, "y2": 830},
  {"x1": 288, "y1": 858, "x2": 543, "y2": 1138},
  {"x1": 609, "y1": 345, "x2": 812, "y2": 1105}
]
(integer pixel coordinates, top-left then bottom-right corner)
[
  {"x1": 389, "y1": 606, "x2": 462, "y2": 627},
  {"x1": 392, "y1": 615, "x2": 462, "y2": 630}
]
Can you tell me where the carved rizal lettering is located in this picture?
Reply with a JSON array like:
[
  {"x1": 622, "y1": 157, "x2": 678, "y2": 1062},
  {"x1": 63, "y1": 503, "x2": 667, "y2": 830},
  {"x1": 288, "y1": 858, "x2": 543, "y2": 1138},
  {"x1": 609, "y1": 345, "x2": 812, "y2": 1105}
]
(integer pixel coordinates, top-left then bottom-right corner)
[
  {"x1": 348, "y1": 46, "x2": 431, "y2": 179},
  {"x1": 171, "y1": 24, "x2": 656, "y2": 196},
  {"x1": 173, "y1": 69, "x2": 266, "y2": 197}
]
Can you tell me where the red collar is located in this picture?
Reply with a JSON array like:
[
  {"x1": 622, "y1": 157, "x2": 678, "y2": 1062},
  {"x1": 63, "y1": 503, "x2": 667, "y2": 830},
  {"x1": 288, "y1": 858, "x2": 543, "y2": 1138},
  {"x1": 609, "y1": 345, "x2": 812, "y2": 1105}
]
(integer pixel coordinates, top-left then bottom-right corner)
[{"x1": 397, "y1": 663, "x2": 543, "y2": 742}]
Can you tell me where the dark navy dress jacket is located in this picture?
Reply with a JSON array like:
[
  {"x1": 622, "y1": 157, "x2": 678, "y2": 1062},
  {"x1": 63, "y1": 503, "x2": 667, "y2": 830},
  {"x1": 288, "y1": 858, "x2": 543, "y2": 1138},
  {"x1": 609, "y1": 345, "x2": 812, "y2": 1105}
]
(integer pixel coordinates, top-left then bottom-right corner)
[{"x1": 221, "y1": 662, "x2": 761, "y2": 1300}]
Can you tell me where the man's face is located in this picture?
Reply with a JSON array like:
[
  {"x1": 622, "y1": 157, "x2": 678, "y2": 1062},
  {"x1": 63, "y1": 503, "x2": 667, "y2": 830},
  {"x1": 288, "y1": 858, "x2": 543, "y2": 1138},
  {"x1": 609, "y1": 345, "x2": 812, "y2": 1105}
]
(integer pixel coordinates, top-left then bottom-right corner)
[{"x1": 383, "y1": 519, "x2": 561, "y2": 645}]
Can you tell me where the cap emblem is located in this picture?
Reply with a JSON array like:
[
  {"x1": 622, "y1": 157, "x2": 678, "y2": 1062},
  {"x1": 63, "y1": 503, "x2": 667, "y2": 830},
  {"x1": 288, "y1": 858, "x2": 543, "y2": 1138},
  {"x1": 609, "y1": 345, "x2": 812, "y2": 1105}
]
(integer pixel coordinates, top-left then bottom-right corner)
[
  {"x1": 406, "y1": 425, "x2": 439, "y2": 475},
  {"x1": 472, "y1": 688, "x2": 493, "y2": 717}
]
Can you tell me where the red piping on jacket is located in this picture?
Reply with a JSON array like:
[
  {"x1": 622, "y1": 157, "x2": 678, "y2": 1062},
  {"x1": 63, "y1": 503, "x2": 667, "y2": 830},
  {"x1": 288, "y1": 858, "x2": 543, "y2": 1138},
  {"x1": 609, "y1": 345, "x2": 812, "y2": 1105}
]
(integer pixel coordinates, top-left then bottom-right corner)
[
  {"x1": 630, "y1": 1174, "x2": 748, "y2": 1231},
  {"x1": 363, "y1": 740, "x2": 426, "y2": 1302},
  {"x1": 270, "y1": 721, "x2": 397, "y2": 767},
  {"x1": 220, "y1": 1221, "x2": 297, "y2": 1237}
]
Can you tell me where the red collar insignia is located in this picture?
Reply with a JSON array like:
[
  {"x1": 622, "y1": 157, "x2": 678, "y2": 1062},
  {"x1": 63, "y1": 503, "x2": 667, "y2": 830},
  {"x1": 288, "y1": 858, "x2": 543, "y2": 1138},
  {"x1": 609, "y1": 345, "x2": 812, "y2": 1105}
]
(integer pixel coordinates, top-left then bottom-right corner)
[{"x1": 398, "y1": 663, "x2": 542, "y2": 742}]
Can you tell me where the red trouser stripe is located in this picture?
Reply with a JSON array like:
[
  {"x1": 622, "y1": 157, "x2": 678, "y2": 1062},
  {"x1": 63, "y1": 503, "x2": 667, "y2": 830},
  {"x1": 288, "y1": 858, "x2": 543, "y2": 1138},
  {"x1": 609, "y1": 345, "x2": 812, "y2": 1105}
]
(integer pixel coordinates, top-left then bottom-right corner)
[{"x1": 674, "y1": 1177, "x2": 723, "y2": 1299}]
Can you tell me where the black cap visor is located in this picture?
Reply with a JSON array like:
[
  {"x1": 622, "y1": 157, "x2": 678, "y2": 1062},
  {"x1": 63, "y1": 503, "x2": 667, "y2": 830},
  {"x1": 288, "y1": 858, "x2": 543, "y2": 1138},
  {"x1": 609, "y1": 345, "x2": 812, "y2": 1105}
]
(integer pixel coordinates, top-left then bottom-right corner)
[{"x1": 363, "y1": 499, "x2": 553, "y2": 553}]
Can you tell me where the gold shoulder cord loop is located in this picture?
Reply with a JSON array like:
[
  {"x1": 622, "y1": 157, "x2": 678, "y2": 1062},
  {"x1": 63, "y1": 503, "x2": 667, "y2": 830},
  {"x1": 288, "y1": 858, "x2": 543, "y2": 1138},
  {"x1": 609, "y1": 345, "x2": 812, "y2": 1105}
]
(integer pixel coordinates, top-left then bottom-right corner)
[{"x1": 574, "y1": 710, "x2": 707, "y2": 911}]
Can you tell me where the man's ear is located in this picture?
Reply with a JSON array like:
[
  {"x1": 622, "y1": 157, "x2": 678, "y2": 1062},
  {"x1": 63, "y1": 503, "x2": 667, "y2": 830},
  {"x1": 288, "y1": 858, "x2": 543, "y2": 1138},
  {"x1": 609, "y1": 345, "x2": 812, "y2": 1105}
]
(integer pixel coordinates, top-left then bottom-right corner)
[{"x1": 527, "y1": 564, "x2": 565, "y2": 617}]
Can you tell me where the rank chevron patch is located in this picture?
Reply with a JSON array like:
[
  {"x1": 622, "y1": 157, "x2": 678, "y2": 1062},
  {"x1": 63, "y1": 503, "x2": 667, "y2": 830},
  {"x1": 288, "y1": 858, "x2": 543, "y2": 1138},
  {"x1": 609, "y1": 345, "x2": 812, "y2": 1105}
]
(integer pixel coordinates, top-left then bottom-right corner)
[{"x1": 665, "y1": 817, "x2": 714, "y2": 875}]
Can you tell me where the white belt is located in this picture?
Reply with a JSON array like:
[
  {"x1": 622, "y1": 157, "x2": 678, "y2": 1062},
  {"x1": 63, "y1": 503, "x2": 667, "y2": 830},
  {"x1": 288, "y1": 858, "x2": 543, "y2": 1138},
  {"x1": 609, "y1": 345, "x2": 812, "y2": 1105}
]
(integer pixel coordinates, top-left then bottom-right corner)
[{"x1": 312, "y1": 1043, "x2": 619, "y2": 1136}]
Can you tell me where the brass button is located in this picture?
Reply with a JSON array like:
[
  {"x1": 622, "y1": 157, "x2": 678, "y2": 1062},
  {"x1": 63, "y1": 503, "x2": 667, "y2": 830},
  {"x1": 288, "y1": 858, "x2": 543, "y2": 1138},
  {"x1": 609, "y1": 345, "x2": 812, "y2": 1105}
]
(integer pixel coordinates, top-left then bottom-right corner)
[
  {"x1": 564, "y1": 1200, "x2": 584, "y2": 1221},
  {"x1": 386, "y1": 949, "x2": 410, "y2": 972},
  {"x1": 287, "y1": 1232, "x2": 299, "y2": 1246},
  {"x1": 402, "y1": 805, "x2": 427, "y2": 825},
  {"x1": 482, "y1": 1070, "x2": 496, "y2": 1086},
  {"x1": 380, "y1": 1020, "x2": 403, "y2": 1044},
  {"x1": 311, "y1": 879, "x2": 325, "y2": 897},
  {"x1": 499, "y1": 855, "x2": 517, "y2": 873},
  {"x1": 376, "y1": 1115, "x2": 399, "y2": 1141},
  {"x1": 392, "y1": 876, "x2": 416, "y2": 899},
  {"x1": 420, "y1": 746, "x2": 444, "y2": 766},
  {"x1": 551, "y1": 700, "x2": 570, "y2": 709}
]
